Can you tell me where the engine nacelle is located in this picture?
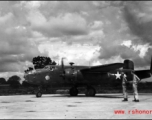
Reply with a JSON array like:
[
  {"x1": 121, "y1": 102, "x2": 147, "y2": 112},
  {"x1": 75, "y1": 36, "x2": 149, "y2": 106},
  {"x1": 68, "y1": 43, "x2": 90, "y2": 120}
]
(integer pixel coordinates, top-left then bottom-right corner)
[
  {"x1": 123, "y1": 59, "x2": 134, "y2": 81},
  {"x1": 64, "y1": 68, "x2": 83, "y2": 82},
  {"x1": 64, "y1": 68, "x2": 75, "y2": 80}
]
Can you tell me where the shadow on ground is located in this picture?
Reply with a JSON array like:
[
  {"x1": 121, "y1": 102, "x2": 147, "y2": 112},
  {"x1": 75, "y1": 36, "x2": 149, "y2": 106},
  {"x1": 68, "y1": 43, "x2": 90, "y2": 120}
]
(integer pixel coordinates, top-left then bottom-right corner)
[{"x1": 32, "y1": 94, "x2": 123, "y2": 98}]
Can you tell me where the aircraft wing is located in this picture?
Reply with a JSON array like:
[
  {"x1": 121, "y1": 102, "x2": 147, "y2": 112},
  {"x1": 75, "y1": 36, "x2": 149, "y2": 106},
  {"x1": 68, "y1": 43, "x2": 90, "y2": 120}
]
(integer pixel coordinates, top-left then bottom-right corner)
[
  {"x1": 79, "y1": 62, "x2": 152, "y2": 80},
  {"x1": 80, "y1": 63, "x2": 124, "y2": 73},
  {"x1": 135, "y1": 70, "x2": 152, "y2": 80},
  {"x1": 134, "y1": 57, "x2": 152, "y2": 80}
]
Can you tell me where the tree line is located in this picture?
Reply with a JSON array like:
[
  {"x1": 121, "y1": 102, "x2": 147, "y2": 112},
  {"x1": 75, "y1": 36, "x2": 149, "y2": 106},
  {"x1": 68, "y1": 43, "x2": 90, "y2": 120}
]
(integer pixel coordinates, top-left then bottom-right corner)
[
  {"x1": 0, "y1": 75, "x2": 36, "y2": 88},
  {"x1": 0, "y1": 76, "x2": 21, "y2": 88}
]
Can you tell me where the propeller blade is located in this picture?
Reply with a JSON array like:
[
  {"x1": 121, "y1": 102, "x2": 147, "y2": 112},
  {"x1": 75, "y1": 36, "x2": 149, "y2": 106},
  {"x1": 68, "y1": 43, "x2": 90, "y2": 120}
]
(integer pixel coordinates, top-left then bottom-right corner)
[
  {"x1": 61, "y1": 57, "x2": 65, "y2": 71},
  {"x1": 60, "y1": 57, "x2": 66, "y2": 79}
]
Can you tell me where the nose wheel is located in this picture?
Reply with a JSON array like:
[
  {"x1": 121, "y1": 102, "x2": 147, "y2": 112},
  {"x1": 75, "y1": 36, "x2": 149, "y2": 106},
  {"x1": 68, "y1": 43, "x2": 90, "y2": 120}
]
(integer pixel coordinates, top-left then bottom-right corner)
[
  {"x1": 36, "y1": 91, "x2": 42, "y2": 97},
  {"x1": 69, "y1": 87, "x2": 78, "y2": 96},
  {"x1": 36, "y1": 86, "x2": 42, "y2": 98}
]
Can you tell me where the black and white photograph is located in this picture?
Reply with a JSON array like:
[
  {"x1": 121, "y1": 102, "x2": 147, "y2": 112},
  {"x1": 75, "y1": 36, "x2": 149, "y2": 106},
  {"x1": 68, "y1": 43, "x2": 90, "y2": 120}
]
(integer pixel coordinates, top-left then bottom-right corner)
[{"x1": 0, "y1": 1, "x2": 152, "y2": 119}]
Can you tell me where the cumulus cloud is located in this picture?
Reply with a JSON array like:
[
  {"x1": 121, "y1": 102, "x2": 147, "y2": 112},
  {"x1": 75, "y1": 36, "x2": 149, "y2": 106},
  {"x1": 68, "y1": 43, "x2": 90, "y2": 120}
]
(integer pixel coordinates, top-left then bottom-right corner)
[
  {"x1": 0, "y1": 2, "x2": 47, "y2": 74},
  {"x1": 0, "y1": 1, "x2": 152, "y2": 81},
  {"x1": 121, "y1": 40, "x2": 151, "y2": 58},
  {"x1": 38, "y1": 41, "x2": 100, "y2": 66},
  {"x1": 27, "y1": 11, "x2": 88, "y2": 37},
  {"x1": 121, "y1": 1, "x2": 152, "y2": 67}
]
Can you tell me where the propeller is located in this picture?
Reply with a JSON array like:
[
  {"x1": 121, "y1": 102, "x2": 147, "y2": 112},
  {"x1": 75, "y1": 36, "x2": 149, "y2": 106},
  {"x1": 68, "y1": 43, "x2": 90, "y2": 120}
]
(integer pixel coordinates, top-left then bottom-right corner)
[
  {"x1": 69, "y1": 62, "x2": 74, "y2": 68},
  {"x1": 69, "y1": 62, "x2": 75, "y2": 77},
  {"x1": 60, "y1": 57, "x2": 66, "y2": 79},
  {"x1": 60, "y1": 58, "x2": 76, "y2": 80},
  {"x1": 61, "y1": 57, "x2": 65, "y2": 71}
]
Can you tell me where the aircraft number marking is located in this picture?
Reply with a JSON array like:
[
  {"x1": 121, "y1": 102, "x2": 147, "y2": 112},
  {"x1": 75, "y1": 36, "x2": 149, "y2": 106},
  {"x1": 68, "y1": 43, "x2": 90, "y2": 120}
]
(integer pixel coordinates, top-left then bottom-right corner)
[{"x1": 110, "y1": 72, "x2": 127, "y2": 80}]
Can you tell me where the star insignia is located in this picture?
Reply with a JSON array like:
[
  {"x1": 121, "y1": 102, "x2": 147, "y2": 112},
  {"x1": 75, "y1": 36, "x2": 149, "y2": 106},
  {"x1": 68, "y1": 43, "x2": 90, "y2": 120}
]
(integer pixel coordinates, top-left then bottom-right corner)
[{"x1": 115, "y1": 72, "x2": 121, "y2": 79}]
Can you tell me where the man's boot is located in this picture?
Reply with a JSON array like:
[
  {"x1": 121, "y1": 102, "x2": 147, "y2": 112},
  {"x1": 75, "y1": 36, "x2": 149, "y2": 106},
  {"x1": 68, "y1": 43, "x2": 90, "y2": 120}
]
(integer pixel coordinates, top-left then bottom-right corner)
[
  {"x1": 132, "y1": 99, "x2": 139, "y2": 102},
  {"x1": 122, "y1": 98, "x2": 128, "y2": 102},
  {"x1": 133, "y1": 94, "x2": 139, "y2": 102}
]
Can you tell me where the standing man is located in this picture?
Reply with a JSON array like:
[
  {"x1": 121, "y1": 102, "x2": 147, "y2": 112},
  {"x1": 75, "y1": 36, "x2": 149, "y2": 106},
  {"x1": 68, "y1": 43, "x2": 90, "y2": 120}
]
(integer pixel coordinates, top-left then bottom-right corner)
[
  {"x1": 121, "y1": 72, "x2": 128, "y2": 101},
  {"x1": 131, "y1": 71, "x2": 140, "y2": 102},
  {"x1": 121, "y1": 71, "x2": 140, "y2": 102}
]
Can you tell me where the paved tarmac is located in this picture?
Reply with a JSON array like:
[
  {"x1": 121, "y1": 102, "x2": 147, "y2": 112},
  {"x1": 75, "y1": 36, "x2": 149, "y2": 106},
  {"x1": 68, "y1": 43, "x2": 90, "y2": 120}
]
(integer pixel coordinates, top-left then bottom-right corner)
[{"x1": 0, "y1": 93, "x2": 152, "y2": 119}]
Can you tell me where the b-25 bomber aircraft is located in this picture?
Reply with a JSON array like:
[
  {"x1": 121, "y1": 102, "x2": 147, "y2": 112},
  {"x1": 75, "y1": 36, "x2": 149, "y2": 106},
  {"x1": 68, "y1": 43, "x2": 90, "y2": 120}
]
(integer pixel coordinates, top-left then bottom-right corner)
[{"x1": 24, "y1": 58, "x2": 152, "y2": 97}]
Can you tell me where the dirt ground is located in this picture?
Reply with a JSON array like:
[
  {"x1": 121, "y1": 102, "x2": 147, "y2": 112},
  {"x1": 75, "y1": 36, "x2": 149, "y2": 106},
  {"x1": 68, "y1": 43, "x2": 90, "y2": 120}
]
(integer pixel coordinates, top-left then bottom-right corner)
[{"x1": 0, "y1": 93, "x2": 152, "y2": 119}]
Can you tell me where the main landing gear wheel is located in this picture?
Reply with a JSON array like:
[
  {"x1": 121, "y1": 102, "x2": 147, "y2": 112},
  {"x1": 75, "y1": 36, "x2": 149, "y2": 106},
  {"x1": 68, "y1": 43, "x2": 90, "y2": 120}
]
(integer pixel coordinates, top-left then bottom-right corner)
[
  {"x1": 69, "y1": 87, "x2": 78, "y2": 96},
  {"x1": 36, "y1": 91, "x2": 42, "y2": 98},
  {"x1": 85, "y1": 87, "x2": 96, "y2": 97}
]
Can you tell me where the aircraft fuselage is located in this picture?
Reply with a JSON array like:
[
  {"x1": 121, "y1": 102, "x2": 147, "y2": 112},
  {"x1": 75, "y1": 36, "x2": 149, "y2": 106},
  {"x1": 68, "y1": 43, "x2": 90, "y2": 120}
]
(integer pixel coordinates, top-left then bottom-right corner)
[{"x1": 24, "y1": 65, "x2": 121, "y2": 89}]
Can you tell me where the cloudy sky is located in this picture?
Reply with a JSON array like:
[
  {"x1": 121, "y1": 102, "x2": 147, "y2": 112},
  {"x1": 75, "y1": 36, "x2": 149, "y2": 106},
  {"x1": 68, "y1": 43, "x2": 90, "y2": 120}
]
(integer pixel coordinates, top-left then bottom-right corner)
[{"x1": 0, "y1": 1, "x2": 152, "y2": 81}]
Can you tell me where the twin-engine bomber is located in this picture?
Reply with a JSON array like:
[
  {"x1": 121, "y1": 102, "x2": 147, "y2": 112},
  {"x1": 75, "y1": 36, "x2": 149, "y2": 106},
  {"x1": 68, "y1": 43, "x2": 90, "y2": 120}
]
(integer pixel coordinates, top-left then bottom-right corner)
[{"x1": 24, "y1": 58, "x2": 152, "y2": 97}]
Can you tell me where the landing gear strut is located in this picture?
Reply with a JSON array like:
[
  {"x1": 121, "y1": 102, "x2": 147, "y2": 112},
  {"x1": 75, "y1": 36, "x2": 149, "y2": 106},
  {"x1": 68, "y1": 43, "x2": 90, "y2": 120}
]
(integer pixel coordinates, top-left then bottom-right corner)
[
  {"x1": 85, "y1": 86, "x2": 96, "y2": 97},
  {"x1": 69, "y1": 87, "x2": 78, "y2": 96},
  {"x1": 36, "y1": 86, "x2": 42, "y2": 98}
]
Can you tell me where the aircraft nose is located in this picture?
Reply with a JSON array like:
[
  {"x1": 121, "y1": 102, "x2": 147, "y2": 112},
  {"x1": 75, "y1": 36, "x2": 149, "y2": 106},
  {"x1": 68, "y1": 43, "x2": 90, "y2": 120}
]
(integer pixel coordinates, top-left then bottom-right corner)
[
  {"x1": 24, "y1": 75, "x2": 33, "y2": 84},
  {"x1": 25, "y1": 78, "x2": 31, "y2": 83},
  {"x1": 24, "y1": 79, "x2": 28, "y2": 82}
]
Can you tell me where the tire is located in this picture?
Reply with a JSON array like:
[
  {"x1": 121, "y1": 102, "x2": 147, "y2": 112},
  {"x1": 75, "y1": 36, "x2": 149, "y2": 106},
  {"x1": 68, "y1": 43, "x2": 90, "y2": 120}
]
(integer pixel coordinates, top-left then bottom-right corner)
[
  {"x1": 85, "y1": 87, "x2": 96, "y2": 97},
  {"x1": 69, "y1": 87, "x2": 78, "y2": 96},
  {"x1": 36, "y1": 91, "x2": 42, "y2": 98}
]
